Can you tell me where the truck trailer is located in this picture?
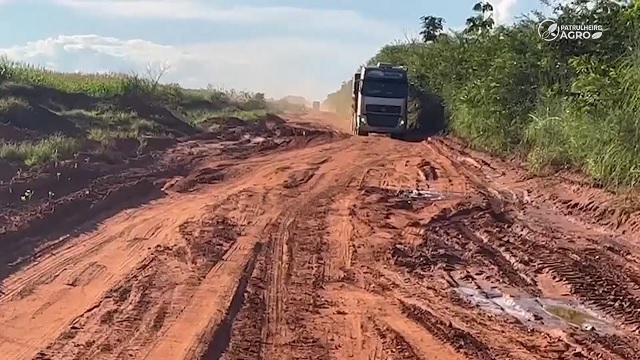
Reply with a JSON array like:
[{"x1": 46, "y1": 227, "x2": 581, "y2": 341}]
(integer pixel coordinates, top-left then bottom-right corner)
[{"x1": 351, "y1": 63, "x2": 409, "y2": 138}]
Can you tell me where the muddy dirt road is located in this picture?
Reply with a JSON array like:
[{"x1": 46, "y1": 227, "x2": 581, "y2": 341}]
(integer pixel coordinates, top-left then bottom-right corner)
[{"x1": 2, "y1": 111, "x2": 640, "y2": 359}]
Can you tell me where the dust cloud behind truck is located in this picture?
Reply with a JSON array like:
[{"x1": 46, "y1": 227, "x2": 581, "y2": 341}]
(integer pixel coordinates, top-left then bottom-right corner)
[{"x1": 351, "y1": 63, "x2": 409, "y2": 139}]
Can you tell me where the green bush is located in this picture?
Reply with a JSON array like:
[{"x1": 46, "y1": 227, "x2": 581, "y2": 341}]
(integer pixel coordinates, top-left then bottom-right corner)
[{"x1": 325, "y1": 0, "x2": 640, "y2": 189}]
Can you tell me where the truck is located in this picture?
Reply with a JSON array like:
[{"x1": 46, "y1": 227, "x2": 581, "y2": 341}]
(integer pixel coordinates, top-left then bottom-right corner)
[
  {"x1": 312, "y1": 101, "x2": 320, "y2": 111},
  {"x1": 351, "y1": 63, "x2": 409, "y2": 138}
]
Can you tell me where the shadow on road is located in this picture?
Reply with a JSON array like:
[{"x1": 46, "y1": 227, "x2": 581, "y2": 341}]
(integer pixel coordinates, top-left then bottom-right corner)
[
  {"x1": 396, "y1": 129, "x2": 434, "y2": 142},
  {"x1": 395, "y1": 89, "x2": 447, "y2": 143}
]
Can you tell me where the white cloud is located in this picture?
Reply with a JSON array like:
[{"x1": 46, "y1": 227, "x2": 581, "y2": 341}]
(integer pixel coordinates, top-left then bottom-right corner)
[
  {"x1": 52, "y1": 0, "x2": 397, "y2": 37},
  {"x1": 0, "y1": 34, "x2": 384, "y2": 100},
  {"x1": 0, "y1": 3, "x2": 410, "y2": 99},
  {"x1": 493, "y1": 0, "x2": 518, "y2": 24}
]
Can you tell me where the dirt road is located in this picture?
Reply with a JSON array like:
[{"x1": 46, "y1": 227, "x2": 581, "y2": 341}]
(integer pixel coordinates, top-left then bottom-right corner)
[{"x1": 2, "y1": 111, "x2": 640, "y2": 359}]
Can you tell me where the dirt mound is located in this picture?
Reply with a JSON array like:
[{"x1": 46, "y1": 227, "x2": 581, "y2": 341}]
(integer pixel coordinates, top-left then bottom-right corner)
[
  {"x1": 115, "y1": 96, "x2": 198, "y2": 137},
  {"x1": 138, "y1": 136, "x2": 178, "y2": 154},
  {"x1": 109, "y1": 137, "x2": 142, "y2": 156},
  {"x1": 203, "y1": 113, "x2": 285, "y2": 130},
  {"x1": 0, "y1": 83, "x2": 199, "y2": 141},
  {"x1": 0, "y1": 83, "x2": 96, "y2": 110},
  {"x1": 214, "y1": 116, "x2": 246, "y2": 128},
  {"x1": 0, "y1": 122, "x2": 37, "y2": 142},
  {"x1": 0, "y1": 101, "x2": 82, "y2": 136}
]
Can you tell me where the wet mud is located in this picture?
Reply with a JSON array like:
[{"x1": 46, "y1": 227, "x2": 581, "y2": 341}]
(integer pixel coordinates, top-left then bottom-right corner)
[{"x1": 2, "y1": 113, "x2": 640, "y2": 360}]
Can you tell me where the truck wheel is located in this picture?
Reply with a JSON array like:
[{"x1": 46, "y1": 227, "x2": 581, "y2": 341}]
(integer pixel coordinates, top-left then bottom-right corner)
[
  {"x1": 357, "y1": 128, "x2": 369, "y2": 136},
  {"x1": 390, "y1": 133, "x2": 403, "y2": 140}
]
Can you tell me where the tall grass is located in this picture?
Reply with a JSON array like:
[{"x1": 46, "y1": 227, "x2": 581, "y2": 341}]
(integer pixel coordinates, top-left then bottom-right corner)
[
  {"x1": 0, "y1": 57, "x2": 269, "y2": 109},
  {"x1": 0, "y1": 57, "x2": 180, "y2": 98}
]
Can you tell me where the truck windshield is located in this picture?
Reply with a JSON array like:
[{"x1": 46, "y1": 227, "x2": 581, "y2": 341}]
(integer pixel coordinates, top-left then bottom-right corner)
[{"x1": 361, "y1": 79, "x2": 408, "y2": 98}]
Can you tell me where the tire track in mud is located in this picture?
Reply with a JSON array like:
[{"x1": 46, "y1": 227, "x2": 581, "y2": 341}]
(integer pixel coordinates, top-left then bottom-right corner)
[
  {"x1": 461, "y1": 203, "x2": 640, "y2": 334},
  {"x1": 373, "y1": 322, "x2": 422, "y2": 360},
  {"x1": 207, "y1": 216, "x2": 291, "y2": 360},
  {"x1": 16, "y1": 124, "x2": 640, "y2": 360},
  {"x1": 392, "y1": 185, "x2": 640, "y2": 357},
  {"x1": 0, "y1": 115, "x2": 356, "y2": 360},
  {"x1": 369, "y1": 142, "x2": 635, "y2": 358},
  {"x1": 25, "y1": 185, "x2": 267, "y2": 360},
  {"x1": 145, "y1": 187, "x2": 282, "y2": 360},
  {"x1": 262, "y1": 217, "x2": 290, "y2": 358},
  {"x1": 190, "y1": 151, "x2": 348, "y2": 360},
  {"x1": 329, "y1": 150, "x2": 471, "y2": 359},
  {"x1": 219, "y1": 155, "x2": 370, "y2": 360},
  {"x1": 400, "y1": 300, "x2": 495, "y2": 360},
  {"x1": 530, "y1": 239, "x2": 640, "y2": 331},
  {"x1": 561, "y1": 332, "x2": 640, "y2": 360},
  {"x1": 260, "y1": 189, "x2": 335, "y2": 360},
  {"x1": 350, "y1": 142, "x2": 638, "y2": 359},
  {"x1": 200, "y1": 242, "x2": 263, "y2": 360},
  {"x1": 314, "y1": 150, "x2": 485, "y2": 360},
  {"x1": 217, "y1": 240, "x2": 269, "y2": 360},
  {"x1": 34, "y1": 215, "x2": 240, "y2": 360},
  {"x1": 0, "y1": 201, "x2": 202, "y2": 359},
  {"x1": 34, "y1": 248, "x2": 180, "y2": 360},
  {"x1": 391, "y1": 198, "x2": 536, "y2": 294}
]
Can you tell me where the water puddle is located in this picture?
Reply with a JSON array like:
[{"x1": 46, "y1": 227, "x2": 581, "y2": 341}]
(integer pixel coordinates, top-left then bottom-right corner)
[
  {"x1": 454, "y1": 287, "x2": 616, "y2": 334},
  {"x1": 363, "y1": 186, "x2": 449, "y2": 201},
  {"x1": 363, "y1": 187, "x2": 450, "y2": 210},
  {"x1": 396, "y1": 189, "x2": 447, "y2": 201},
  {"x1": 250, "y1": 136, "x2": 267, "y2": 143}
]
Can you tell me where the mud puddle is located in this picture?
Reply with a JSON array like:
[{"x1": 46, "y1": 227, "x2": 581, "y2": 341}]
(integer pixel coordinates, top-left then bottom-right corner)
[
  {"x1": 454, "y1": 286, "x2": 617, "y2": 334},
  {"x1": 363, "y1": 186, "x2": 464, "y2": 211},
  {"x1": 363, "y1": 186, "x2": 454, "y2": 201},
  {"x1": 396, "y1": 188, "x2": 448, "y2": 201}
]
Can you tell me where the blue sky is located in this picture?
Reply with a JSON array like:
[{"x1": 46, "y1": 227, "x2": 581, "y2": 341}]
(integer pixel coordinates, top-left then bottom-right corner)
[{"x1": 0, "y1": 0, "x2": 542, "y2": 100}]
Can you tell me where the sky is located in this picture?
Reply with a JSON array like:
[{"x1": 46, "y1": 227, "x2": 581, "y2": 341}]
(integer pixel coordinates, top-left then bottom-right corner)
[{"x1": 0, "y1": 0, "x2": 544, "y2": 100}]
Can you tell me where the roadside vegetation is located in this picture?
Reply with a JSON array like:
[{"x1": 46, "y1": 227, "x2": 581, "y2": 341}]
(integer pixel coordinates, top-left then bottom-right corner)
[
  {"x1": 0, "y1": 58, "x2": 272, "y2": 167},
  {"x1": 324, "y1": 0, "x2": 640, "y2": 189}
]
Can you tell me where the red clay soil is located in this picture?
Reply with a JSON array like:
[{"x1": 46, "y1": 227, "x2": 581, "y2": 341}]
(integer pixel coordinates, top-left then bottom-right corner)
[
  {"x1": 0, "y1": 115, "x2": 341, "y2": 288},
  {"x1": 2, "y1": 111, "x2": 640, "y2": 360}
]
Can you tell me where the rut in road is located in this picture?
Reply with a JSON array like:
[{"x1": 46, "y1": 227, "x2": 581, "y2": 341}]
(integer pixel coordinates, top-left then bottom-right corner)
[{"x1": 3, "y1": 112, "x2": 640, "y2": 359}]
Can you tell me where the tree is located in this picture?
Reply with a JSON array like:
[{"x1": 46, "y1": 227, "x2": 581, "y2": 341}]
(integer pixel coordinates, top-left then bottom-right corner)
[
  {"x1": 464, "y1": 1, "x2": 495, "y2": 35},
  {"x1": 419, "y1": 15, "x2": 445, "y2": 43}
]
